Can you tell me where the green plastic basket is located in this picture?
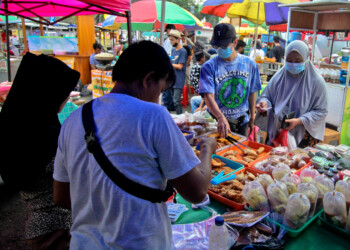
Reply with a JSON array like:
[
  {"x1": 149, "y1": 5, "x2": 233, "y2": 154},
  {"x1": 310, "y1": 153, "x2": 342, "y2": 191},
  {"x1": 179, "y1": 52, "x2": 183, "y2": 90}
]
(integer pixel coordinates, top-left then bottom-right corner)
[
  {"x1": 318, "y1": 212, "x2": 350, "y2": 238},
  {"x1": 266, "y1": 209, "x2": 324, "y2": 237}
]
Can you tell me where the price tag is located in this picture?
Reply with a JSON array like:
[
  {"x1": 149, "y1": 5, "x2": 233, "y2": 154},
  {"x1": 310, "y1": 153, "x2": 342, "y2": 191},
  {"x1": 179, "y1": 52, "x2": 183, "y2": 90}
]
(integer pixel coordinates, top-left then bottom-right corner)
[{"x1": 0, "y1": 60, "x2": 7, "y2": 72}]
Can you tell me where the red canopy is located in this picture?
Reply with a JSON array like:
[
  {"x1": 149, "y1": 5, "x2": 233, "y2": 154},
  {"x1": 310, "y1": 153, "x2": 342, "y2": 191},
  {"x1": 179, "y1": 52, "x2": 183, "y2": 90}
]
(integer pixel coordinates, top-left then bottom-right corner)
[{"x1": 0, "y1": 0, "x2": 131, "y2": 25}]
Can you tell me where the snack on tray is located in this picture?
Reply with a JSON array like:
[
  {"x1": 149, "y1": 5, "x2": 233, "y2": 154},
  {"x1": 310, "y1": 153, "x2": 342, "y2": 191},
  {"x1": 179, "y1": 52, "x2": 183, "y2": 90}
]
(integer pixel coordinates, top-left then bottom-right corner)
[
  {"x1": 300, "y1": 168, "x2": 319, "y2": 184},
  {"x1": 297, "y1": 183, "x2": 319, "y2": 218},
  {"x1": 267, "y1": 181, "x2": 289, "y2": 214},
  {"x1": 222, "y1": 210, "x2": 269, "y2": 227},
  {"x1": 323, "y1": 191, "x2": 347, "y2": 228},
  {"x1": 271, "y1": 146, "x2": 289, "y2": 156},
  {"x1": 211, "y1": 158, "x2": 226, "y2": 168},
  {"x1": 242, "y1": 181, "x2": 269, "y2": 211},
  {"x1": 272, "y1": 164, "x2": 291, "y2": 181},
  {"x1": 281, "y1": 173, "x2": 300, "y2": 195},
  {"x1": 255, "y1": 174, "x2": 274, "y2": 193},
  {"x1": 283, "y1": 193, "x2": 310, "y2": 229}
]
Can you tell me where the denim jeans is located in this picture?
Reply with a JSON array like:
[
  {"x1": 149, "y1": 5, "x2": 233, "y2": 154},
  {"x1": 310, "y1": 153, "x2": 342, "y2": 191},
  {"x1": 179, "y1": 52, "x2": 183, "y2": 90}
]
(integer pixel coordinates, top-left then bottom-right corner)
[
  {"x1": 173, "y1": 88, "x2": 183, "y2": 115},
  {"x1": 191, "y1": 96, "x2": 202, "y2": 113},
  {"x1": 162, "y1": 88, "x2": 175, "y2": 111}
]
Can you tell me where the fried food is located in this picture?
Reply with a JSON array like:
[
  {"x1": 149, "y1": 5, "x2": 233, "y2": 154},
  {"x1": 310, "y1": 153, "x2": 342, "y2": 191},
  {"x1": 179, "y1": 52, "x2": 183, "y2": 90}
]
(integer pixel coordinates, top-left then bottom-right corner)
[
  {"x1": 232, "y1": 180, "x2": 244, "y2": 191},
  {"x1": 236, "y1": 172, "x2": 245, "y2": 182},
  {"x1": 257, "y1": 147, "x2": 265, "y2": 154},
  {"x1": 247, "y1": 172, "x2": 256, "y2": 181},
  {"x1": 243, "y1": 157, "x2": 254, "y2": 163},
  {"x1": 223, "y1": 150, "x2": 238, "y2": 157},
  {"x1": 211, "y1": 158, "x2": 226, "y2": 168},
  {"x1": 244, "y1": 149, "x2": 258, "y2": 157}
]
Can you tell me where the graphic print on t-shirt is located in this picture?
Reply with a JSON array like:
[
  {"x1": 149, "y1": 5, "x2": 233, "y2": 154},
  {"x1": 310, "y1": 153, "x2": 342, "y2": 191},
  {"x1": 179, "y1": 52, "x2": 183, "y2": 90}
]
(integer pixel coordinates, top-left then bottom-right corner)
[{"x1": 219, "y1": 77, "x2": 247, "y2": 109}]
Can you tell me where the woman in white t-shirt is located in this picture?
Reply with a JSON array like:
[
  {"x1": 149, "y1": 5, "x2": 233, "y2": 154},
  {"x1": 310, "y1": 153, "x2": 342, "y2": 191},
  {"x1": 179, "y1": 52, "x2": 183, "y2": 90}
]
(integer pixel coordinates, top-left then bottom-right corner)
[{"x1": 249, "y1": 40, "x2": 265, "y2": 61}]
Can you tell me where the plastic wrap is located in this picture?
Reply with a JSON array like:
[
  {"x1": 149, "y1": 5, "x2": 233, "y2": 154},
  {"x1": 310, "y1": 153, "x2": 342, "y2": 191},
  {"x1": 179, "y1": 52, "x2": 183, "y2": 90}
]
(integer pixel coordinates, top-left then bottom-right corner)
[
  {"x1": 242, "y1": 181, "x2": 270, "y2": 211},
  {"x1": 272, "y1": 165, "x2": 291, "y2": 181},
  {"x1": 323, "y1": 191, "x2": 347, "y2": 228},
  {"x1": 297, "y1": 183, "x2": 319, "y2": 218},
  {"x1": 283, "y1": 193, "x2": 310, "y2": 229},
  {"x1": 335, "y1": 180, "x2": 350, "y2": 203},
  {"x1": 222, "y1": 210, "x2": 270, "y2": 227},
  {"x1": 271, "y1": 147, "x2": 289, "y2": 156},
  {"x1": 255, "y1": 174, "x2": 274, "y2": 193},
  {"x1": 300, "y1": 168, "x2": 319, "y2": 184},
  {"x1": 281, "y1": 173, "x2": 300, "y2": 195},
  {"x1": 267, "y1": 181, "x2": 289, "y2": 214},
  {"x1": 171, "y1": 216, "x2": 238, "y2": 250}
]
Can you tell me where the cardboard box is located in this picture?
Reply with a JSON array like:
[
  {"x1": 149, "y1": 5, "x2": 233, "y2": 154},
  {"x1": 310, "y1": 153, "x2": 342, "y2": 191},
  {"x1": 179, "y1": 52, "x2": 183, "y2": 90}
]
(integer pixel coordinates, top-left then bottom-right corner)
[{"x1": 322, "y1": 128, "x2": 340, "y2": 146}]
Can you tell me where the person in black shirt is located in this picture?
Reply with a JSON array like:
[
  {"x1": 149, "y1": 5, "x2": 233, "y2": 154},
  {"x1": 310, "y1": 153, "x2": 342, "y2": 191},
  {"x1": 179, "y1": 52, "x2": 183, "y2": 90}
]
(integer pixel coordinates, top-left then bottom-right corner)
[
  {"x1": 269, "y1": 36, "x2": 284, "y2": 62},
  {"x1": 235, "y1": 39, "x2": 246, "y2": 55}
]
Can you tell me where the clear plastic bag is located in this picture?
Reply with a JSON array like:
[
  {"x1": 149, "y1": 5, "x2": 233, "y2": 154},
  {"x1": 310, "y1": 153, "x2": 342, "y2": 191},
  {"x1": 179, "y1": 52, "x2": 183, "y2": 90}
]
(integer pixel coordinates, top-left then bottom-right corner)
[
  {"x1": 281, "y1": 173, "x2": 301, "y2": 195},
  {"x1": 255, "y1": 174, "x2": 274, "y2": 193},
  {"x1": 297, "y1": 183, "x2": 319, "y2": 218},
  {"x1": 272, "y1": 165, "x2": 291, "y2": 181},
  {"x1": 242, "y1": 181, "x2": 270, "y2": 211},
  {"x1": 300, "y1": 168, "x2": 319, "y2": 184},
  {"x1": 335, "y1": 180, "x2": 350, "y2": 212},
  {"x1": 287, "y1": 131, "x2": 297, "y2": 151},
  {"x1": 323, "y1": 191, "x2": 347, "y2": 228},
  {"x1": 314, "y1": 175, "x2": 334, "y2": 211},
  {"x1": 283, "y1": 193, "x2": 310, "y2": 229},
  {"x1": 267, "y1": 181, "x2": 289, "y2": 214},
  {"x1": 271, "y1": 146, "x2": 289, "y2": 156}
]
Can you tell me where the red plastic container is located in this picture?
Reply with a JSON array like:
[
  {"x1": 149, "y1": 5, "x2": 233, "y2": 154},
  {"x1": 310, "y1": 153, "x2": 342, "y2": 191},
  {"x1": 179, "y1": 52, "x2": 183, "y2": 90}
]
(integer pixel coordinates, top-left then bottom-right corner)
[
  {"x1": 217, "y1": 141, "x2": 273, "y2": 167},
  {"x1": 208, "y1": 167, "x2": 266, "y2": 210}
]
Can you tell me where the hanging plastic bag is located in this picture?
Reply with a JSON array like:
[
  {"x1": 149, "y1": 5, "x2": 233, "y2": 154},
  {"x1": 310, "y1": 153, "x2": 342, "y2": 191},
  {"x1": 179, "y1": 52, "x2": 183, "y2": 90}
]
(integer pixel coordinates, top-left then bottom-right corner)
[
  {"x1": 300, "y1": 168, "x2": 319, "y2": 184},
  {"x1": 272, "y1": 164, "x2": 291, "y2": 181},
  {"x1": 272, "y1": 130, "x2": 298, "y2": 151},
  {"x1": 255, "y1": 174, "x2": 274, "y2": 193},
  {"x1": 314, "y1": 175, "x2": 335, "y2": 211},
  {"x1": 248, "y1": 125, "x2": 260, "y2": 142},
  {"x1": 267, "y1": 181, "x2": 289, "y2": 215},
  {"x1": 323, "y1": 191, "x2": 347, "y2": 228},
  {"x1": 242, "y1": 181, "x2": 270, "y2": 211},
  {"x1": 281, "y1": 173, "x2": 301, "y2": 195},
  {"x1": 283, "y1": 193, "x2": 310, "y2": 229},
  {"x1": 297, "y1": 183, "x2": 319, "y2": 218}
]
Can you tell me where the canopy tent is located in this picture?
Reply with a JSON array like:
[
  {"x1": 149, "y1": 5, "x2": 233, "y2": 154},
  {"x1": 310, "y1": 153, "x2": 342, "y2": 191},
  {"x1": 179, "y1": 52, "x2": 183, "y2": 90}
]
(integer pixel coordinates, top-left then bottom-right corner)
[
  {"x1": 0, "y1": 0, "x2": 131, "y2": 81},
  {"x1": 103, "y1": 0, "x2": 204, "y2": 32}
]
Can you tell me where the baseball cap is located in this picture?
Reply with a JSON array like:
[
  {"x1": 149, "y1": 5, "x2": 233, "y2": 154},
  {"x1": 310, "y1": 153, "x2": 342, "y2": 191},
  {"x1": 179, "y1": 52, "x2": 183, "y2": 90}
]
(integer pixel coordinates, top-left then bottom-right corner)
[
  {"x1": 210, "y1": 23, "x2": 236, "y2": 47},
  {"x1": 168, "y1": 29, "x2": 181, "y2": 39}
]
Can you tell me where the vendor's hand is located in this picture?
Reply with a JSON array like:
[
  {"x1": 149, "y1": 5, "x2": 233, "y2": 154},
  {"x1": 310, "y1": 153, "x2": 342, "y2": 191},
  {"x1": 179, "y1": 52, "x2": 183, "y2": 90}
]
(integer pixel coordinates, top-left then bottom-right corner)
[
  {"x1": 194, "y1": 107, "x2": 201, "y2": 113},
  {"x1": 217, "y1": 116, "x2": 231, "y2": 138},
  {"x1": 248, "y1": 117, "x2": 255, "y2": 136},
  {"x1": 199, "y1": 137, "x2": 217, "y2": 155},
  {"x1": 256, "y1": 102, "x2": 268, "y2": 113},
  {"x1": 285, "y1": 118, "x2": 302, "y2": 131}
]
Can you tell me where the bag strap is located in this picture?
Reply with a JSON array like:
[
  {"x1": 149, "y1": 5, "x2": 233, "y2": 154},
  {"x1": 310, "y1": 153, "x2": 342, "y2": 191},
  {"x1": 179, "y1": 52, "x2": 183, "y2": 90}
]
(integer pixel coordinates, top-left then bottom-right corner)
[{"x1": 82, "y1": 100, "x2": 175, "y2": 203}]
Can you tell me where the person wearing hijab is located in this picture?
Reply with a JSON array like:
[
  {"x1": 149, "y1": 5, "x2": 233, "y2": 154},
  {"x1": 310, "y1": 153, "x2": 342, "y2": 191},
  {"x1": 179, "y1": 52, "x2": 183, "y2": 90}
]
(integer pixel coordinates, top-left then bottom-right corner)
[
  {"x1": 256, "y1": 40, "x2": 328, "y2": 147},
  {"x1": 0, "y1": 53, "x2": 80, "y2": 249}
]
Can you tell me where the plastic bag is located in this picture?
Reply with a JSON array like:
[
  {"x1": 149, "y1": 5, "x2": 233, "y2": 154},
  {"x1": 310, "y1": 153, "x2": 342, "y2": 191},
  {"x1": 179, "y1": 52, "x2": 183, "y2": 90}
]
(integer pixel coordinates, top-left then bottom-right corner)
[
  {"x1": 297, "y1": 183, "x2": 319, "y2": 218},
  {"x1": 272, "y1": 165, "x2": 291, "y2": 181},
  {"x1": 323, "y1": 191, "x2": 347, "y2": 228},
  {"x1": 300, "y1": 168, "x2": 319, "y2": 184},
  {"x1": 222, "y1": 210, "x2": 270, "y2": 227},
  {"x1": 287, "y1": 131, "x2": 297, "y2": 151},
  {"x1": 267, "y1": 181, "x2": 289, "y2": 214},
  {"x1": 272, "y1": 130, "x2": 288, "y2": 148},
  {"x1": 171, "y1": 216, "x2": 239, "y2": 250},
  {"x1": 242, "y1": 181, "x2": 270, "y2": 211},
  {"x1": 255, "y1": 174, "x2": 274, "y2": 193},
  {"x1": 270, "y1": 146, "x2": 289, "y2": 156},
  {"x1": 281, "y1": 173, "x2": 300, "y2": 195},
  {"x1": 283, "y1": 193, "x2": 310, "y2": 229},
  {"x1": 314, "y1": 175, "x2": 334, "y2": 211},
  {"x1": 335, "y1": 180, "x2": 350, "y2": 211}
]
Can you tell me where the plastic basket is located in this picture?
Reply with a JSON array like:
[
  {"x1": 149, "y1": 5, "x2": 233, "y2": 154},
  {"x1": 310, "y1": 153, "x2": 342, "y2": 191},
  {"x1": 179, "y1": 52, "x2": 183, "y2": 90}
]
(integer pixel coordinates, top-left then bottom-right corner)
[
  {"x1": 212, "y1": 154, "x2": 244, "y2": 172},
  {"x1": 266, "y1": 209, "x2": 324, "y2": 237},
  {"x1": 318, "y1": 211, "x2": 350, "y2": 238},
  {"x1": 181, "y1": 130, "x2": 195, "y2": 141},
  {"x1": 217, "y1": 141, "x2": 273, "y2": 167},
  {"x1": 208, "y1": 167, "x2": 265, "y2": 210}
]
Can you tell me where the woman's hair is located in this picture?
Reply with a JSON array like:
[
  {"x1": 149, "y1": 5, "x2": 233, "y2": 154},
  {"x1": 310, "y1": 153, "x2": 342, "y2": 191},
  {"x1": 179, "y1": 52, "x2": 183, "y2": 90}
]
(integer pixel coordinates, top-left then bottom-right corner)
[
  {"x1": 195, "y1": 51, "x2": 204, "y2": 62},
  {"x1": 112, "y1": 41, "x2": 176, "y2": 88}
]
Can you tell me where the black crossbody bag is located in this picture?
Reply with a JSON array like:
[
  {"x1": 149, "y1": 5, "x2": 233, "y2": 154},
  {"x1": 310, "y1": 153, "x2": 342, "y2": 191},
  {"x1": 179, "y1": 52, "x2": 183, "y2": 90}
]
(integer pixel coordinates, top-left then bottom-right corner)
[{"x1": 82, "y1": 101, "x2": 176, "y2": 203}]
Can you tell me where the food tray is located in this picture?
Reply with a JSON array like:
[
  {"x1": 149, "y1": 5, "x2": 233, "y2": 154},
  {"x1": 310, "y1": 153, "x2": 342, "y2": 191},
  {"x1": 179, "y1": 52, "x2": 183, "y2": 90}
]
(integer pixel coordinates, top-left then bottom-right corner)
[
  {"x1": 212, "y1": 154, "x2": 244, "y2": 172},
  {"x1": 208, "y1": 167, "x2": 266, "y2": 210},
  {"x1": 250, "y1": 153, "x2": 311, "y2": 177},
  {"x1": 318, "y1": 211, "x2": 350, "y2": 238},
  {"x1": 217, "y1": 141, "x2": 273, "y2": 167},
  {"x1": 266, "y1": 209, "x2": 324, "y2": 237}
]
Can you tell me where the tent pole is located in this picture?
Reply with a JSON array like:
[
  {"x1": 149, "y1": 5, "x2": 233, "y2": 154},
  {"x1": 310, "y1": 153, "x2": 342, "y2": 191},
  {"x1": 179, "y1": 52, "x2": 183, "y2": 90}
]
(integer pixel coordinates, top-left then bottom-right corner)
[
  {"x1": 311, "y1": 12, "x2": 318, "y2": 62},
  {"x1": 21, "y1": 18, "x2": 29, "y2": 53},
  {"x1": 160, "y1": 0, "x2": 166, "y2": 47},
  {"x1": 253, "y1": 2, "x2": 260, "y2": 55},
  {"x1": 329, "y1": 31, "x2": 335, "y2": 64},
  {"x1": 5, "y1": 1, "x2": 11, "y2": 81},
  {"x1": 126, "y1": 11, "x2": 132, "y2": 46}
]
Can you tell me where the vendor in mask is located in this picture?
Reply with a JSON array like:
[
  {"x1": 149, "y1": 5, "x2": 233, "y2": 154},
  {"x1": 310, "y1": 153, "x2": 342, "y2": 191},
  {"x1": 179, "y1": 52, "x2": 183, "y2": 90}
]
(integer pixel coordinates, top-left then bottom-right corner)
[
  {"x1": 199, "y1": 23, "x2": 262, "y2": 137},
  {"x1": 256, "y1": 40, "x2": 328, "y2": 147}
]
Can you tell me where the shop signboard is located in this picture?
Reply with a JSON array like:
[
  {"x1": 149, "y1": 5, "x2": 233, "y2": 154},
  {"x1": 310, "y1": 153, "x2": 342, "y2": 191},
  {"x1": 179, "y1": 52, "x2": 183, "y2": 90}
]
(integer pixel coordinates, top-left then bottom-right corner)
[{"x1": 341, "y1": 89, "x2": 350, "y2": 145}]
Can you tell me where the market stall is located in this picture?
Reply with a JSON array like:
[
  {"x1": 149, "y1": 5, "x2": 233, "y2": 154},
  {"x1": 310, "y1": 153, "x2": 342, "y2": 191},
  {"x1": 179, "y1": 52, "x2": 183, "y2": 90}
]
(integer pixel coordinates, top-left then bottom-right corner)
[
  {"x1": 168, "y1": 112, "x2": 350, "y2": 248},
  {"x1": 280, "y1": 1, "x2": 350, "y2": 145}
]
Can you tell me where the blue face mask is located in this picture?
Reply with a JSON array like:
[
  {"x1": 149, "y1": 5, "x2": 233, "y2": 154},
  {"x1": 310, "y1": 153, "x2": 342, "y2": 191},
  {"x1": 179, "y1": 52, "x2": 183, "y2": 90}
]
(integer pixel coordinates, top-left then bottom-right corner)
[
  {"x1": 217, "y1": 47, "x2": 232, "y2": 59},
  {"x1": 285, "y1": 62, "x2": 305, "y2": 75}
]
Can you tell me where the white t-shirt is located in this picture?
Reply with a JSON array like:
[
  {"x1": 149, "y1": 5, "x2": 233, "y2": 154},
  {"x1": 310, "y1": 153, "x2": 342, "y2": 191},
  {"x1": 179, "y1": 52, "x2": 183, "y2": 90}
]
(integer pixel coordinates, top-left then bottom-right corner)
[
  {"x1": 249, "y1": 49, "x2": 265, "y2": 60},
  {"x1": 54, "y1": 94, "x2": 200, "y2": 249}
]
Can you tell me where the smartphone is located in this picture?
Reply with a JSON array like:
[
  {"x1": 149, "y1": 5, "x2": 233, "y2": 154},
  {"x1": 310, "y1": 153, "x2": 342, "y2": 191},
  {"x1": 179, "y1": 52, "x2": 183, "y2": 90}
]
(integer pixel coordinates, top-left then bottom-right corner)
[{"x1": 281, "y1": 111, "x2": 296, "y2": 129}]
